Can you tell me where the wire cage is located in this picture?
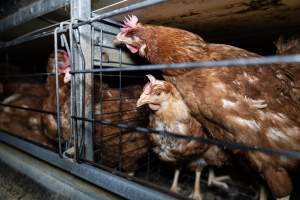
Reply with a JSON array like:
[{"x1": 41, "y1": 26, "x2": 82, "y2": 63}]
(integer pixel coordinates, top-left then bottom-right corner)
[{"x1": 0, "y1": 0, "x2": 300, "y2": 200}]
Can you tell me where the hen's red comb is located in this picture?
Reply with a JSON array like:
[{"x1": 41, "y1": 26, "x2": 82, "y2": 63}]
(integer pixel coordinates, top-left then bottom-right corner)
[
  {"x1": 146, "y1": 74, "x2": 156, "y2": 85},
  {"x1": 121, "y1": 15, "x2": 138, "y2": 33},
  {"x1": 143, "y1": 74, "x2": 156, "y2": 95}
]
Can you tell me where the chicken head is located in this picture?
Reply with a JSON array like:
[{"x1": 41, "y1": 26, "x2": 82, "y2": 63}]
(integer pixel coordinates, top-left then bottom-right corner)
[{"x1": 136, "y1": 74, "x2": 179, "y2": 110}]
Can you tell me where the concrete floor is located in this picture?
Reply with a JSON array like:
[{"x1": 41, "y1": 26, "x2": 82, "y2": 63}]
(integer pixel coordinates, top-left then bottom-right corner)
[
  {"x1": 0, "y1": 142, "x2": 121, "y2": 200},
  {"x1": 0, "y1": 161, "x2": 68, "y2": 200}
]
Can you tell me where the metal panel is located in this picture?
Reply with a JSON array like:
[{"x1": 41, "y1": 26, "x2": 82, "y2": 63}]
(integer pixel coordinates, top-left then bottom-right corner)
[
  {"x1": 71, "y1": 0, "x2": 94, "y2": 161},
  {"x1": 0, "y1": 131, "x2": 177, "y2": 200},
  {"x1": 0, "y1": 142, "x2": 120, "y2": 200},
  {"x1": 0, "y1": 0, "x2": 70, "y2": 32}
]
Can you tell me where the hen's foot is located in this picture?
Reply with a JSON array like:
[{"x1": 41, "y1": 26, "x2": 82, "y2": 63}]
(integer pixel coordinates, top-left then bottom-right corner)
[
  {"x1": 128, "y1": 172, "x2": 135, "y2": 176},
  {"x1": 170, "y1": 168, "x2": 181, "y2": 193},
  {"x1": 259, "y1": 185, "x2": 267, "y2": 200},
  {"x1": 63, "y1": 146, "x2": 75, "y2": 161},
  {"x1": 189, "y1": 191, "x2": 202, "y2": 200},
  {"x1": 189, "y1": 166, "x2": 202, "y2": 200},
  {"x1": 208, "y1": 168, "x2": 230, "y2": 190},
  {"x1": 277, "y1": 196, "x2": 290, "y2": 200}
]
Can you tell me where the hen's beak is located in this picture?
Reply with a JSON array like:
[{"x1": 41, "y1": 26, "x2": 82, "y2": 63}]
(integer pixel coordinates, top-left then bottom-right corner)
[
  {"x1": 136, "y1": 93, "x2": 150, "y2": 107},
  {"x1": 112, "y1": 36, "x2": 122, "y2": 45},
  {"x1": 112, "y1": 33, "x2": 124, "y2": 45}
]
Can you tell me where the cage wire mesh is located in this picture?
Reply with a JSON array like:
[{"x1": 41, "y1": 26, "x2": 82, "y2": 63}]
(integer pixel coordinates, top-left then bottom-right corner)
[
  {"x1": 65, "y1": 18, "x2": 300, "y2": 200},
  {"x1": 0, "y1": 1, "x2": 300, "y2": 200}
]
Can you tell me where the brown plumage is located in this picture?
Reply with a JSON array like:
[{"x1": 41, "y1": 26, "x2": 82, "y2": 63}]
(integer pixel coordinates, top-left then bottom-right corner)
[
  {"x1": 275, "y1": 35, "x2": 300, "y2": 55},
  {"x1": 114, "y1": 15, "x2": 300, "y2": 198},
  {"x1": 0, "y1": 93, "x2": 54, "y2": 148},
  {"x1": 94, "y1": 83, "x2": 147, "y2": 173},
  {"x1": 136, "y1": 74, "x2": 228, "y2": 199},
  {"x1": 1, "y1": 81, "x2": 47, "y2": 98},
  {"x1": 43, "y1": 50, "x2": 146, "y2": 173},
  {"x1": 0, "y1": 58, "x2": 52, "y2": 147},
  {"x1": 0, "y1": 60, "x2": 47, "y2": 99},
  {"x1": 42, "y1": 50, "x2": 71, "y2": 141},
  {"x1": 275, "y1": 35, "x2": 300, "y2": 103}
]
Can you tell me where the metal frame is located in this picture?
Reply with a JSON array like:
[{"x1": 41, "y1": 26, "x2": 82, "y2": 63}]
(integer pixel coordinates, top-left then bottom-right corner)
[
  {"x1": 0, "y1": 142, "x2": 119, "y2": 200},
  {"x1": 0, "y1": 131, "x2": 177, "y2": 200},
  {"x1": 70, "y1": 0, "x2": 94, "y2": 161},
  {"x1": 1, "y1": 0, "x2": 300, "y2": 200},
  {"x1": 71, "y1": 54, "x2": 300, "y2": 73},
  {"x1": 0, "y1": 0, "x2": 70, "y2": 32},
  {"x1": 74, "y1": 0, "x2": 165, "y2": 28}
]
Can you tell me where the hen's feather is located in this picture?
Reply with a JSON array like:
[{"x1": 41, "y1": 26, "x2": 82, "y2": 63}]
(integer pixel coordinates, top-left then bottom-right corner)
[
  {"x1": 115, "y1": 22, "x2": 300, "y2": 197},
  {"x1": 0, "y1": 93, "x2": 54, "y2": 148},
  {"x1": 94, "y1": 84, "x2": 147, "y2": 173},
  {"x1": 43, "y1": 50, "x2": 146, "y2": 172},
  {"x1": 141, "y1": 79, "x2": 227, "y2": 169}
]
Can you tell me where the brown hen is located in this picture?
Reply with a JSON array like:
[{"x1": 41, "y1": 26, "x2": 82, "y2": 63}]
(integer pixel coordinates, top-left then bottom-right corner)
[
  {"x1": 43, "y1": 50, "x2": 147, "y2": 173},
  {"x1": 114, "y1": 15, "x2": 300, "y2": 199},
  {"x1": 94, "y1": 83, "x2": 147, "y2": 173},
  {"x1": 274, "y1": 35, "x2": 300, "y2": 103},
  {"x1": 0, "y1": 92, "x2": 54, "y2": 148},
  {"x1": 136, "y1": 74, "x2": 229, "y2": 200},
  {"x1": 42, "y1": 50, "x2": 71, "y2": 142}
]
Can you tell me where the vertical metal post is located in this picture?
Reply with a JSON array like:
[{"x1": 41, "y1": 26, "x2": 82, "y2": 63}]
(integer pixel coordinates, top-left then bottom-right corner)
[
  {"x1": 71, "y1": 0, "x2": 94, "y2": 161},
  {"x1": 54, "y1": 27, "x2": 63, "y2": 157}
]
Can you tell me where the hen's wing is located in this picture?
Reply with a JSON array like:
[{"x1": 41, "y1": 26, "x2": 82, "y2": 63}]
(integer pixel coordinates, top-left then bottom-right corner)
[
  {"x1": 0, "y1": 94, "x2": 53, "y2": 148},
  {"x1": 94, "y1": 84, "x2": 147, "y2": 173},
  {"x1": 42, "y1": 76, "x2": 71, "y2": 141},
  {"x1": 164, "y1": 43, "x2": 300, "y2": 197}
]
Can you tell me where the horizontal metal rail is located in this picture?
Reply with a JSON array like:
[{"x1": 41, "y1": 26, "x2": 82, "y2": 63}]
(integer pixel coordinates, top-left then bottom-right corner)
[
  {"x1": 92, "y1": 27, "x2": 118, "y2": 36},
  {"x1": 0, "y1": 142, "x2": 119, "y2": 200},
  {"x1": 94, "y1": 108, "x2": 139, "y2": 116},
  {"x1": 94, "y1": 44, "x2": 118, "y2": 50},
  {"x1": 0, "y1": 28, "x2": 66, "y2": 48},
  {"x1": 71, "y1": 54, "x2": 300, "y2": 73},
  {"x1": 0, "y1": 0, "x2": 164, "y2": 49},
  {"x1": 93, "y1": 73, "x2": 146, "y2": 79},
  {"x1": 0, "y1": 103, "x2": 56, "y2": 115},
  {"x1": 0, "y1": 72, "x2": 54, "y2": 78},
  {"x1": 0, "y1": 0, "x2": 70, "y2": 32},
  {"x1": 100, "y1": 97, "x2": 139, "y2": 102},
  {"x1": 0, "y1": 131, "x2": 177, "y2": 200},
  {"x1": 72, "y1": 116, "x2": 300, "y2": 160},
  {"x1": 74, "y1": 0, "x2": 165, "y2": 28}
]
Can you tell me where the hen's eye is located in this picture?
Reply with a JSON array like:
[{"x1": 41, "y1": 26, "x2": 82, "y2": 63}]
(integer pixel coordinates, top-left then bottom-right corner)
[
  {"x1": 126, "y1": 30, "x2": 135, "y2": 37},
  {"x1": 156, "y1": 92, "x2": 161, "y2": 96}
]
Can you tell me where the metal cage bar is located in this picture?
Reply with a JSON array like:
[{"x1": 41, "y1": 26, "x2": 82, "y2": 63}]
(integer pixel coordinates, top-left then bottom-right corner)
[
  {"x1": 0, "y1": 1, "x2": 300, "y2": 200},
  {"x1": 0, "y1": 131, "x2": 177, "y2": 200},
  {"x1": 71, "y1": 54, "x2": 300, "y2": 74},
  {"x1": 71, "y1": 0, "x2": 94, "y2": 161},
  {"x1": 0, "y1": 0, "x2": 70, "y2": 32},
  {"x1": 54, "y1": 27, "x2": 63, "y2": 157}
]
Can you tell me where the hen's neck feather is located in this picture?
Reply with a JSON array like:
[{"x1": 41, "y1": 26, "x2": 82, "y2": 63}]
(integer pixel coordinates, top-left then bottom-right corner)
[
  {"x1": 155, "y1": 94, "x2": 190, "y2": 125},
  {"x1": 140, "y1": 25, "x2": 207, "y2": 76},
  {"x1": 140, "y1": 25, "x2": 259, "y2": 77}
]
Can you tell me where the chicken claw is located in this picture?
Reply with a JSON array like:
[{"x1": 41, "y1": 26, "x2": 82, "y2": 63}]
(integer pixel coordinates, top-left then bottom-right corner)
[
  {"x1": 189, "y1": 167, "x2": 203, "y2": 200},
  {"x1": 170, "y1": 168, "x2": 181, "y2": 193},
  {"x1": 128, "y1": 172, "x2": 135, "y2": 176},
  {"x1": 189, "y1": 191, "x2": 202, "y2": 200},
  {"x1": 208, "y1": 168, "x2": 230, "y2": 190},
  {"x1": 258, "y1": 185, "x2": 268, "y2": 200},
  {"x1": 277, "y1": 196, "x2": 290, "y2": 200},
  {"x1": 63, "y1": 146, "x2": 75, "y2": 161}
]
